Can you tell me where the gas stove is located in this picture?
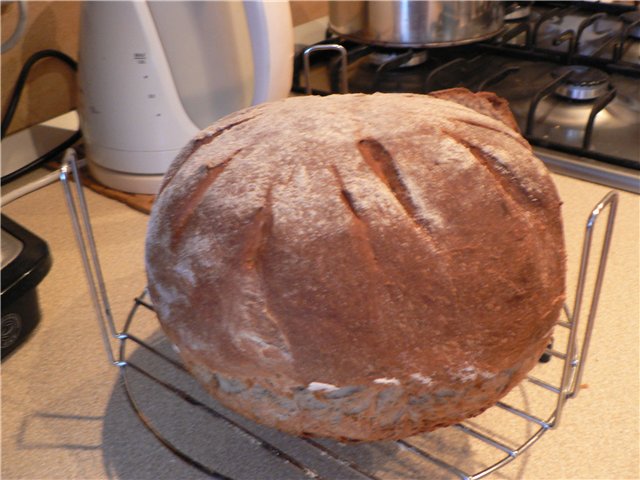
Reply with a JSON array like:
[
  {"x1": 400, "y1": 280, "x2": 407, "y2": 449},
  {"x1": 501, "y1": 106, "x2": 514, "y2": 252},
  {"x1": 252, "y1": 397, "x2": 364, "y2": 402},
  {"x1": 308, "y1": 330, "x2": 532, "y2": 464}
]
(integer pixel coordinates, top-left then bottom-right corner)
[{"x1": 293, "y1": 1, "x2": 640, "y2": 193}]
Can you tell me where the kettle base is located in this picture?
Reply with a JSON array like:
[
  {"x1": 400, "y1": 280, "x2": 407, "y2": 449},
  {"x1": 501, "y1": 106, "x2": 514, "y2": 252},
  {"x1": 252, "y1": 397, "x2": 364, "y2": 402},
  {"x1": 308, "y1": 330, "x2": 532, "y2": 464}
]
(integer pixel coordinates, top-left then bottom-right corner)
[{"x1": 88, "y1": 160, "x2": 164, "y2": 195}]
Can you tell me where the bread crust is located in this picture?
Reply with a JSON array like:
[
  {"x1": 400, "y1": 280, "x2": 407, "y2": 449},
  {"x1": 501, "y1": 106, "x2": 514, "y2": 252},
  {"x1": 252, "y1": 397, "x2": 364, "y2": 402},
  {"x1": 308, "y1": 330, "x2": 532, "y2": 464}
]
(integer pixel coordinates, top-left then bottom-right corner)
[
  {"x1": 428, "y1": 87, "x2": 521, "y2": 132},
  {"x1": 145, "y1": 91, "x2": 565, "y2": 441}
]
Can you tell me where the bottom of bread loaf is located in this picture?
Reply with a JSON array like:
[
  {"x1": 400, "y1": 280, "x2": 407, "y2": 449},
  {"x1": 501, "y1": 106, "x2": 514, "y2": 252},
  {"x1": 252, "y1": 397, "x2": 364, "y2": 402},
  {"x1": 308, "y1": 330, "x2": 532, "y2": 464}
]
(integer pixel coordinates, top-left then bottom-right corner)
[{"x1": 181, "y1": 334, "x2": 550, "y2": 442}]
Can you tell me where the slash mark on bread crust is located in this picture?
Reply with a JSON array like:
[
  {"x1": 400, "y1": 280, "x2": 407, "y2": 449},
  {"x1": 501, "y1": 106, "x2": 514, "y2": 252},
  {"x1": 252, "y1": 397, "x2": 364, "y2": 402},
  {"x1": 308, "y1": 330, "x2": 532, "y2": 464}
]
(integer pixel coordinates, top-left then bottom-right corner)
[
  {"x1": 330, "y1": 165, "x2": 386, "y2": 277},
  {"x1": 170, "y1": 151, "x2": 240, "y2": 250},
  {"x1": 241, "y1": 187, "x2": 273, "y2": 271},
  {"x1": 357, "y1": 138, "x2": 433, "y2": 234},
  {"x1": 454, "y1": 119, "x2": 528, "y2": 148},
  {"x1": 445, "y1": 131, "x2": 535, "y2": 206},
  {"x1": 159, "y1": 116, "x2": 256, "y2": 195},
  {"x1": 331, "y1": 165, "x2": 361, "y2": 220}
]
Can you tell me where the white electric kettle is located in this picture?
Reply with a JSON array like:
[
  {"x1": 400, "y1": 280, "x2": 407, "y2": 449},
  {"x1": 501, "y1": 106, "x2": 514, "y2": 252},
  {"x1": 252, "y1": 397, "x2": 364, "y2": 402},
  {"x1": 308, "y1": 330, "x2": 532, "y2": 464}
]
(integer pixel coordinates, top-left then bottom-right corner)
[{"x1": 78, "y1": 1, "x2": 293, "y2": 194}]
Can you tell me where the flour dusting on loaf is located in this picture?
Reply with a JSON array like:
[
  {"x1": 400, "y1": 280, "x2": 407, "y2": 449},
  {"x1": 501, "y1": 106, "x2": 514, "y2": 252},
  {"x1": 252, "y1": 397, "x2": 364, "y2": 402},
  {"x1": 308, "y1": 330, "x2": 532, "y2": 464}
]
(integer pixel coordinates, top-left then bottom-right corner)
[{"x1": 145, "y1": 90, "x2": 566, "y2": 441}]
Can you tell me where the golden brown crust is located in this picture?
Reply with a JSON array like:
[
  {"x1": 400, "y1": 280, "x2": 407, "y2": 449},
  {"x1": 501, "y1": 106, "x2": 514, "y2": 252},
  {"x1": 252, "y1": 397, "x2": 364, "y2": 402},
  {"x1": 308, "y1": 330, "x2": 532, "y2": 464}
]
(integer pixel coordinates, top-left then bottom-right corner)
[
  {"x1": 428, "y1": 87, "x2": 521, "y2": 133},
  {"x1": 145, "y1": 92, "x2": 565, "y2": 441}
]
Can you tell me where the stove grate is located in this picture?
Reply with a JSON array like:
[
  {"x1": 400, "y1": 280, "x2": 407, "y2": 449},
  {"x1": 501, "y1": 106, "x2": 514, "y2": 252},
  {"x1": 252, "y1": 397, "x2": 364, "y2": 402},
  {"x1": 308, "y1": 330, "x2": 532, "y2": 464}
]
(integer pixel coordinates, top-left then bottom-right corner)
[
  {"x1": 484, "y1": 3, "x2": 640, "y2": 75},
  {"x1": 293, "y1": 5, "x2": 640, "y2": 192}
]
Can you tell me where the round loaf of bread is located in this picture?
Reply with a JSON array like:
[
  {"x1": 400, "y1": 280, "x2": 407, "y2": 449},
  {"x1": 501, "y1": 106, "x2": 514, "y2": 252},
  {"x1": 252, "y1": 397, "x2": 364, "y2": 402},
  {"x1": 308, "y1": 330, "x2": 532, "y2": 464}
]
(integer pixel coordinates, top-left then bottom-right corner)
[{"x1": 145, "y1": 90, "x2": 565, "y2": 441}]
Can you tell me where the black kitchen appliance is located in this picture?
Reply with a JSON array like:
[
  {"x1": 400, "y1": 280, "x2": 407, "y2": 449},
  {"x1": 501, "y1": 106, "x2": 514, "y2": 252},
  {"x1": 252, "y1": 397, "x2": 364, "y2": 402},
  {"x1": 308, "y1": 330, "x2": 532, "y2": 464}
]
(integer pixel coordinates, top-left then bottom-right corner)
[
  {"x1": 294, "y1": 1, "x2": 640, "y2": 193},
  {"x1": 1, "y1": 214, "x2": 52, "y2": 359}
]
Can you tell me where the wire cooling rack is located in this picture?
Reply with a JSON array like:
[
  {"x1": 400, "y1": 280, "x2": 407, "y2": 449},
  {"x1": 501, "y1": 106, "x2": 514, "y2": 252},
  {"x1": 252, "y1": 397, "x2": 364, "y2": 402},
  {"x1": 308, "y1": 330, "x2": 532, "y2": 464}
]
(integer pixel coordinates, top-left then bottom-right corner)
[{"x1": 54, "y1": 149, "x2": 617, "y2": 479}]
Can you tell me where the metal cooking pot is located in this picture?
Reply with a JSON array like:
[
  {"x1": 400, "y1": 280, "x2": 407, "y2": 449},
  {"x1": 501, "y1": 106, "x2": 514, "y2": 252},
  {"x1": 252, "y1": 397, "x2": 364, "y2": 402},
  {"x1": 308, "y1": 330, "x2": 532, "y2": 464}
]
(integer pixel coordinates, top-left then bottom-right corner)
[{"x1": 329, "y1": 1, "x2": 505, "y2": 48}]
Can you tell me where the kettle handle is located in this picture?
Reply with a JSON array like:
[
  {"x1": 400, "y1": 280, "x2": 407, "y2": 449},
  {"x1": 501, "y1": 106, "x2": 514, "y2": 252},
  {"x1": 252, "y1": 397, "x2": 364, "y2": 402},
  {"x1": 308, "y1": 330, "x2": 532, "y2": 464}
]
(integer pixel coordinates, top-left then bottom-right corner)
[{"x1": 243, "y1": 0, "x2": 294, "y2": 104}]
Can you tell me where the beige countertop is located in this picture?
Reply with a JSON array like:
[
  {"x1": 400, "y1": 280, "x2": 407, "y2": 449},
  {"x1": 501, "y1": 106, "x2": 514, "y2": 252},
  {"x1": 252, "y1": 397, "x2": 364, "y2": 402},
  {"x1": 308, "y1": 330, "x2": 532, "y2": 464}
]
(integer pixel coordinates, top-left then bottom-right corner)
[{"x1": 1, "y1": 164, "x2": 639, "y2": 479}]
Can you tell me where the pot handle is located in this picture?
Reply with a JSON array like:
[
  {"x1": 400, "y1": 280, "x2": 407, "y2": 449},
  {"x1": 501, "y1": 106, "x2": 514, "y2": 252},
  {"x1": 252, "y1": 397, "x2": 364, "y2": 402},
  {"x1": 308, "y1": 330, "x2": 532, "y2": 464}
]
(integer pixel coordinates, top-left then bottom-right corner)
[{"x1": 244, "y1": 0, "x2": 294, "y2": 104}]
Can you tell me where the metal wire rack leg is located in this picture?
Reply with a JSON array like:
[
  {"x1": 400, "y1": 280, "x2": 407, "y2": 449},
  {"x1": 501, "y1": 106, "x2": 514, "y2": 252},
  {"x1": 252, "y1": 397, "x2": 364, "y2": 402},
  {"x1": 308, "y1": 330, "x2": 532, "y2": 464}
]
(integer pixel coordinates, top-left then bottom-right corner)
[
  {"x1": 57, "y1": 148, "x2": 618, "y2": 480},
  {"x1": 59, "y1": 149, "x2": 125, "y2": 366}
]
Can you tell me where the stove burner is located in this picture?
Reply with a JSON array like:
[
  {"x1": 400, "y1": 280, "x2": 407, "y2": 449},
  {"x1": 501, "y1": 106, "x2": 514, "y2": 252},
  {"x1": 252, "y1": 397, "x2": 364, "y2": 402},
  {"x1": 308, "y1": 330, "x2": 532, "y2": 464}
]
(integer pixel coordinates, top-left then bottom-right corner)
[
  {"x1": 367, "y1": 50, "x2": 428, "y2": 68},
  {"x1": 620, "y1": 11, "x2": 640, "y2": 40},
  {"x1": 552, "y1": 66, "x2": 610, "y2": 101},
  {"x1": 504, "y1": 3, "x2": 532, "y2": 22}
]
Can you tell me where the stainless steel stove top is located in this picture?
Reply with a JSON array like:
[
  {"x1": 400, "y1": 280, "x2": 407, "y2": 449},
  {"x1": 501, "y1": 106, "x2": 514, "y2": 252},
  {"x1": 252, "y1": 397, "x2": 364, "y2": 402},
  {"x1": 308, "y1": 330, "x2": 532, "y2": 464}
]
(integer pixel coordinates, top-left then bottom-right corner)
[{"x1": 294, "y1": 2, "x2": 640, "y2": 193}]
